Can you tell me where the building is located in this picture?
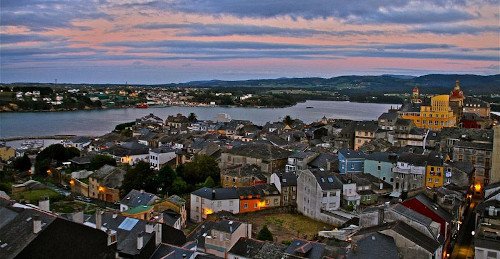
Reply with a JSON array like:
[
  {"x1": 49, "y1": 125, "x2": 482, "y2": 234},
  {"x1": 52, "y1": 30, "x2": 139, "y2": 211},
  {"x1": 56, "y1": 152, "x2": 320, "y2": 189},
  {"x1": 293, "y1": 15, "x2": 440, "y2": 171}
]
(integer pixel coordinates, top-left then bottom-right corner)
[
  {"x1": 453, "y1": 141, "x2": 493, "y2": 186},
  {"x1": 270, "y1": 171, "x2": 298, "y2": 206},
  {"x1": 364, "y1": 152, "x2": 397, "y2": 184},
  {"x1": 63, "y1": 136, "x2": 92, "y2": 151},
  {"x1": 105, "y1": 142, "x2": 150, "y2": 166},
  {"x1": 0, "y1": 202, "x2": 117, "y2": 259},
  {"x1": 491, "y1": 125, "x2": 500, "y2": 184},
  {"x1": 336, "y1": 174, "x2": 361, "y2": 209},
  {"x1": 449, "y1": 80, "x2": 465, "y2": 123},
  {"x1": 237, "y1": 184, "x2": 281, "y2": 213},
  {"x1": 401, "y1": 94, "x2": 456, "y2": 131},
  {"x1": 153, "y1": 195, "x2": 187, "y2": 228},
  {"x1": 219, "y1": 143, "x2": 292, "y2": 174},
  {"x1": 220, "y1": 164, "x2": 267, "y2": 188},
  {"x1": 286, "y1": 151, "x2": 318, "y2": 173},
  {"x1": 297, "y1": 169, "x2": 350, "y2": 225},
  {"x1": 149, "y1": 146, "x2": 176, "y2": 170},
  {"x1": 0, "y1": 145, "x2": 16, "y2": 161},
  {"x1": 464, "y1": 97, "x2": 491, "y2": 118},
  {"x1": 190, "y1": 187, "x2": 239, "y2": 223},
  {"x1": 354, "y1": 121, "x2": 379, "y2": 150},
  {"x1": 338, "y1": 149, "x2": 365, "y2": 174},
  {"x1": 88, "y1": 165, "x2": 125, "y2": 202},
  {"x1": 378, "y1": 111, "x2": 399, "y2": 130},
  {"x1": 165, "y1": 113, "x2": 189, "y2": 129},
  {"x1": 425, "y1": 153, "x2": 445, "y2": 188},
  {"x1": 188, "y1": 220, "x2": 252, "y2": 258},
  {"x1": 444, "y1": 161, "x2": 474, "y2": 187},
  {"x1": 284, "y1": 239, "x2": 326, "y2": 259},
  {"x1": 120, "y1": 189, "x2": 160, "y2": 212},
  {"x1": 391, "y1": 153, "x2": 427, "y2": 196}
]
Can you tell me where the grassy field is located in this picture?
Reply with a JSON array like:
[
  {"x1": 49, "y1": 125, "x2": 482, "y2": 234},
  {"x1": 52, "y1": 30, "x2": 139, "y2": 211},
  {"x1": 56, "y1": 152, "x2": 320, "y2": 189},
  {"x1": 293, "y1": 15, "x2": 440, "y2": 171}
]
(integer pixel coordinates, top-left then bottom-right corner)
[
  {"x1": 12, "y1": 189, "x2": 62, "y2": 203},
  {"x1": 238, "y1": 212, "x2": 334, "y2": 243},
  {"x1": 51, "y1": 201, "x2": 99, "y2": 214}
]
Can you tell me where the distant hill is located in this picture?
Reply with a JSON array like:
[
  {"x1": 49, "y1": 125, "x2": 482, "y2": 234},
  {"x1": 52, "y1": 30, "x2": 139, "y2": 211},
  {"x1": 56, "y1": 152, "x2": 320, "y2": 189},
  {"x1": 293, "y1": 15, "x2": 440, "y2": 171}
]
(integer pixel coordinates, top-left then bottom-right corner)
[{"x1": 182, "y1": 74, "x2": 500, "y2": 95}]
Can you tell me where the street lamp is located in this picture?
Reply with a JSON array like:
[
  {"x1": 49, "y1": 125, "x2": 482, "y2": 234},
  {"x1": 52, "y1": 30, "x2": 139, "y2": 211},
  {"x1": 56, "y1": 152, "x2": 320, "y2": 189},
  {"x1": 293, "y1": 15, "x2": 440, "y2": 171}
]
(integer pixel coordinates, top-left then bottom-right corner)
[{"x1": 471, "y1": 231, "x2": 475, "y2": 236}]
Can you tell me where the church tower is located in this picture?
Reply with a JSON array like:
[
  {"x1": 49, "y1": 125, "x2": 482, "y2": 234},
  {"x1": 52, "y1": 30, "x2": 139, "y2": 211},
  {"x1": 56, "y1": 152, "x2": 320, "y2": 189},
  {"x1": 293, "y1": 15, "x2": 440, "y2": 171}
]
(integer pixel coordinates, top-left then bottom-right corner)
[
  {"x1": 449, "y1": 80, "x2": 465, "y2": 124},
  {"x1": 411, "y1": 86, "x2": 422, "y2": 103}
]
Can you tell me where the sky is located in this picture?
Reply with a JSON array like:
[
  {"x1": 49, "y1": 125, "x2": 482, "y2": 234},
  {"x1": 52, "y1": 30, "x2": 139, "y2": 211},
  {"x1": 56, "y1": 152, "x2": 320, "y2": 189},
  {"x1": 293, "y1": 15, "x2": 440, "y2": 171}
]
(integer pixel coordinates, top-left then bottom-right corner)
[{"x1": 0, "y1": 0, "x2": 499, "y2": 84}]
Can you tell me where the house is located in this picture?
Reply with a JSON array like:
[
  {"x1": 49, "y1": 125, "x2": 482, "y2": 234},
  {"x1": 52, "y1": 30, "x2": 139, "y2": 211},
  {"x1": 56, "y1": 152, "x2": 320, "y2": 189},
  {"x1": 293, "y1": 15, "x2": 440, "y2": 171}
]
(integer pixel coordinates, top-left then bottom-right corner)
[
  {"x1": 190, "y1": 187, "x2": 239, "y2": 223},
  {"x1": 391, "y1": 153, "x2": 427, "y2": 197},
  {"x1": 83, "y1": 210, "x2": 186, "y2": 258},
  {"x1": 335, "y1": 121, "x2": 356, "y2": 149},
  {"x1": 219, "y1": 143, "x2": 292, "y2": 175},
  {"x1": 0, "y1": 145, "x2": 16, "y2": 161},
  {"x1": 353, "y1": 221, "x2": 442, "y2": 259},
  {"x1": 161, "y1": 209, "x2": 182, "y2": 230},
  {"x1": 474, "y1": 182, "x2": 500, "y2": 259},
  {"x1": 0, "y1": 201, "x2": 116, "y2": 259},
  {"x1": 284, "y1": 239, "x2": 326, "y2": 259},
  {"x1": 187, "y1": 220, "x2": 252, "y2": 258},
  {"x1": 378, "y1": 111, "x2": 399, "y2": 130},
  {"x1": 297, "y1": 169, "x2": 353, "y2": 225},
  {"x1": 354, "y1": 121, "x2": 379, "y2": 150},
  {"x1": 286, "y1": 151, "x2": 318, "y2": 173},
  {"x1": 464, "y1": 97, "x2": 491, "y2": 118},
  {"x1": 121, "y1": 205, "x2": 155, "y2": 221},
  {"x1": 444, "y1": 161, "x2": 474, "y2": 187},
  {"x1": 425, "y1": 153, "x2": 446, "y2": 188},
  {"x1": 307, "y1": 153, "x2": 337, "y2": 171},
  {"x1": 270, "y1": 171, "x2": 298, "y2": 206},
  {"x1": 120, "y1": 189, "x2": 160, "y2": 212},
  {"x1": 227, "y1": 238, "x2": 265, "y2": 259},
  {"x1": 237, "y1": 184, "x2": 281, "y2": 213},
  {"x1": 154, "y1": 195, "x2": 188, "y2": 229},
  {"x1": 105, "y1": 141, "x2": 150, "y2": 166},
  {"x1": 150, "y1": 243, "x2": 196, "y2": 259},
  {"x1": 338, "y1": 149, "x2": 365, "y2": 174},
  {"x1": 88, "y1": 165, "x2": 125, "y2": 202},
  {"x1": 347, "y1": 232, "x2": 400, "y2": 259},
  {"x1": 149, "y1": 146, "x2": 176, "y2": 170},
  {"x1": 136, "y1": 113, "x2": 164, "y2": 129},
  {"x1": 364, "y1": 152, "x2": 398, "y2": 185},
  {"x1": 220, "y1": 164, "x2": 267, "y2": 188},
  {"x1": 336, "y1": 174, "x2": 361, "y2": 209},
  {"x1": 63, "y1": 136, "x2": 92, "y2": 151},
  {"x1": 453, "y1": 141, "x2": 493, "y2": 186},
  {"x1": 166, "y1": 113, "x2": 189, "y2": 129},
  {"x1": 401, "y1": 194, "x2": 454, "y2": 243}
]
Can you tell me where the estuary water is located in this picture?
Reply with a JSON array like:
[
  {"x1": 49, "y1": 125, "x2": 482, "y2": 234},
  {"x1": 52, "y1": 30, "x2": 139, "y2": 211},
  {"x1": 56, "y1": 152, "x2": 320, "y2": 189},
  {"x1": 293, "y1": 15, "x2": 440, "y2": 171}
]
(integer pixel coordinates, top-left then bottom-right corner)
[{"x1": 0, "y1": 100, "x2": 399, "y2": 138}]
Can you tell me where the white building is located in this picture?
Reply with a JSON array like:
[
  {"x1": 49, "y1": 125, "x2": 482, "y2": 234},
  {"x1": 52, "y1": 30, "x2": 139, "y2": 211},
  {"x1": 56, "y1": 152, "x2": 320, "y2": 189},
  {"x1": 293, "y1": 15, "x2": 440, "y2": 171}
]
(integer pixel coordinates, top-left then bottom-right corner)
[
  {"x1": 190, "y1": 187, "x2": 239, "y2": 223},
  {"x1": 149, "y1": 147, "x2": 176, "y2": 170}
]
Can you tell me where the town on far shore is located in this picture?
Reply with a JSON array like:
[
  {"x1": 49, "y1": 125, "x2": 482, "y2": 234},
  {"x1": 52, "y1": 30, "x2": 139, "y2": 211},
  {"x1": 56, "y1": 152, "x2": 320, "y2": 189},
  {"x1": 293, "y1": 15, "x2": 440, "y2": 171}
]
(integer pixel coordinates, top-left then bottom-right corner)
[{"x1": 1, "y1": 81, "x2": 500, "y2": 259}]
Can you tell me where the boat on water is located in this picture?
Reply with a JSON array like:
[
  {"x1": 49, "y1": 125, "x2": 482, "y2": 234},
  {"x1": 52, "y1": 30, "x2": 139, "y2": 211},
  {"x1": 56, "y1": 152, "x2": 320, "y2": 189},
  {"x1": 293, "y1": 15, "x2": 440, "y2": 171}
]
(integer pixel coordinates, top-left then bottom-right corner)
[
  {"x1": 306, "y1": 106, "x2": 314, "y2": 109},
  {"x1": 135, "y1": 103, "x2": 149, "y2": 108}
]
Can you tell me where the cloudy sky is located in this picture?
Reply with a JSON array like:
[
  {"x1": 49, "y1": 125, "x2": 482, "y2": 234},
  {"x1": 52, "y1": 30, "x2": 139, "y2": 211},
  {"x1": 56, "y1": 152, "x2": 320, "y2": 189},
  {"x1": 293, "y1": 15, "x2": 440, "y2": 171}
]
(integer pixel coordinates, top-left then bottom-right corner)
[{"x1": 0, "y1": 0, "x2": 499, "y2": 84}]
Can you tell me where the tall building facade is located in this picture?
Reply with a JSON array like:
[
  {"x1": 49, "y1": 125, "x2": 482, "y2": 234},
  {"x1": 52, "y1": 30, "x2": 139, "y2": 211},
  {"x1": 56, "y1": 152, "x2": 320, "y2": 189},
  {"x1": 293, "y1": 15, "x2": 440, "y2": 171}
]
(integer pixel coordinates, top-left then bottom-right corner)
[{"x1": 491, "y1": 125, "x2": 500, "y2": 184}]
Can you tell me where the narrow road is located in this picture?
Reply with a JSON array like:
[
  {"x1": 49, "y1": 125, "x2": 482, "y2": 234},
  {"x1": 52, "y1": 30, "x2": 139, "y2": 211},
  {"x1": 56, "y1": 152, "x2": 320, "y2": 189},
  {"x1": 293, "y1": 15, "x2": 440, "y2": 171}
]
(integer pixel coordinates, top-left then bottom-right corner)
[{"x1": 450, "y1": 201, "x2": 476, "y2": 259}]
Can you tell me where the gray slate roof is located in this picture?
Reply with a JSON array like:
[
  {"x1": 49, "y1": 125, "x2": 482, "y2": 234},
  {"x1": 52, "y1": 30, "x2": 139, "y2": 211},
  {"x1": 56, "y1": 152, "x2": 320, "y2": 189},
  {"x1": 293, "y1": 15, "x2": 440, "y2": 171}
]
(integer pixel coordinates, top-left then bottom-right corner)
[{"x1": 120, "y1": 189, "x2": 159, "y2": 208}]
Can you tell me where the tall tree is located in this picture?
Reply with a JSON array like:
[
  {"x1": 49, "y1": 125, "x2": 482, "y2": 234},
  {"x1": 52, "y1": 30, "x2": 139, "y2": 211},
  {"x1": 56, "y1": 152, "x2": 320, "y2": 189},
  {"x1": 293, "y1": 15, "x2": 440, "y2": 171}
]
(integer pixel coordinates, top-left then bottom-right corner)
[
  {"x1": 188, "y1": 112, "x2": 197, "y2": 122},
  {"x1": 182, "y1": 155, "x2": 220, "y2": 184},
  {"x1": 90, "y1": 155, "x2": 117, "y2": 170},
  {"x1": 121, "y1": 161, "x2": 157, "y2": 194},
  {"x1": 13, "y1": 154, "x2": 31, "y2": 172},
  {"x1": 156, "y1": 165, "x2": 177, "y2": 195}
]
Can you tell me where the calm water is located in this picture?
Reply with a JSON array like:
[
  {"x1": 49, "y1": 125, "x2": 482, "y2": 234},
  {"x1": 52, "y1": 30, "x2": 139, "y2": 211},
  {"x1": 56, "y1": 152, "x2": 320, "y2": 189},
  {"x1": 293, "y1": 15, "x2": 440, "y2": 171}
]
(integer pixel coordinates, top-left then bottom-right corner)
[{"x1": 0, "y1": 100, "x2": 398, "y2": 138}]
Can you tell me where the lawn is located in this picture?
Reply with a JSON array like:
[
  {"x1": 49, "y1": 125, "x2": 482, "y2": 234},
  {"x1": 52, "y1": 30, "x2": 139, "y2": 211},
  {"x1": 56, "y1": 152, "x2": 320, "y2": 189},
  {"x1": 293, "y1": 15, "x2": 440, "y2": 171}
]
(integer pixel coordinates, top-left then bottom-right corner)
[
  {"x1": 12, "y1": 189, "x2": 62, "y2": 203},
  {"x1": 238, "y1": 212, "x2": 334, "y2": 243},
  {"x1": 51, "y1": 201, "x2": 99, "y2": 214}
]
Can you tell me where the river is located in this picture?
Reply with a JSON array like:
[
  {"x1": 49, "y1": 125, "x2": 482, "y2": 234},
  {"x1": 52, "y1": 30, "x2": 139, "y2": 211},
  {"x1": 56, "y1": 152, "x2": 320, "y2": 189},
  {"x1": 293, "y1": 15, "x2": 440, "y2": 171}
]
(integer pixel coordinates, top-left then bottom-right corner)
[{"x1": 0, "y1": 100, "x2": 399, "y2": 138}]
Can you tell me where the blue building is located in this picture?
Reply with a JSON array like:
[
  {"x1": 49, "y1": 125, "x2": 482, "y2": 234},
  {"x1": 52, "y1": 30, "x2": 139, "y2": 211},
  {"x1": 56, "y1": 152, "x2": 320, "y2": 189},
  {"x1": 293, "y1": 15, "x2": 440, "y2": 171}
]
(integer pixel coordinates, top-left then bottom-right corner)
[
  {"x1": 338, "y1": 148, "x2": 365, "y2": 174},
  {"x1": 364, "y1": 152, "x2": 398, "y2": 184}
]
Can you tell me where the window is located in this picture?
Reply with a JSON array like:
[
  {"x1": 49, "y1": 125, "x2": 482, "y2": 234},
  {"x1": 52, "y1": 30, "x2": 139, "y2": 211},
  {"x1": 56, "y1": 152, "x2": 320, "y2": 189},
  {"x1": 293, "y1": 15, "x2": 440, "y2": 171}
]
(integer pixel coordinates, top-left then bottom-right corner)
[
  {"x1": 217, "y1": 201, "x2": 222, "y2": 207},
  {"x1": 229, "y1": 201, "x2": 234, "y2": 206},
  {"x1": 254, "y1": 203, "x2": 258, "y2": 208},
  {"x1": 390, "y1": 178, "x2": 394, "y2": 182},
  {"x1": 274, "y1": 198, "x2": 279, "y2": 204},
  {"x1": 323, "y1": 192, "x2": 328, "y2": 197},
  {"x1": 244, "y1": 203, "x2": 248, "y2": 209},
  {"x1": 377, "y1": 165, "x2": 381, "y2": 170}
]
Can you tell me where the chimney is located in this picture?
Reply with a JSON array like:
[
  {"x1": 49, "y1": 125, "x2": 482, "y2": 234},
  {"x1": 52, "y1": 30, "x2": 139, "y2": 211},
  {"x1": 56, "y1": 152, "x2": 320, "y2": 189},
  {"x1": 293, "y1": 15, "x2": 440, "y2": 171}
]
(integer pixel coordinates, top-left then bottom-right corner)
[
  {"x1": 140, "y1": 189, "x2": 145, "y2": 194},
  {"x1": 378, "y1": 208, "x2": 385, "y2": 225},
  {"x1": 379, "y1": 182, "x2": 383, "y2": 190},
  {"x1": 182, "y1": 254, "x2": 187, "y2": 259},
  {"x1": 137, "y1": 232, "x2": 144, "y2": 250},
  {"x1": 212, "y1": 189, "x2": 216, "y2": 199},
  {"x1": 155, "y1": 223, "x2": 163, "y2": 246},
  {"x1": 72, "y1": 211, "x2": 84, "y2": 224},
  {"x1": 107, "y1": 229, "x2": 117, "y2": 246},
  {"x1": 33, "y1": 215, "x2": 42, "y2": 234},
  {"x1": 145, "y1": 222, "x2": 154, "y2": 233},
  {"x1": 95, "y1": 210, "x2": 103, "y2": 230},
  {"x1": 38, "y1": 197, "x2": 50, "y2": 212}
]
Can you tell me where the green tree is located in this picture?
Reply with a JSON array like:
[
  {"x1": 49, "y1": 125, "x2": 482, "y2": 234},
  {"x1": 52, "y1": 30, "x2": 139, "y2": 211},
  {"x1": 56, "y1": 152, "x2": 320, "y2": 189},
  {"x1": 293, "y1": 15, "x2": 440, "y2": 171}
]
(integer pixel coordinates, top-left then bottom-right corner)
[
  {"x1": 188, "y1": 112, "x2": 197, "y2": 122},
  {"x1": 13, "y1": 154, "x2": 31, "y2": 172},
  {"x1": 283, "y1": 115, "x2": 293, "y2": 126},
  {"x1": 257, "y1": 225, "x2": 273, "y2": 241},
  {"x1": 121, "y1": 161, "x2": 158, "y2": 194},
  {"x1": 156, "y1": 165, "x2": 177, "y2": 195},
  {"x1": 90, "y1": 155, "x2": 117, "y2": 170},
  {"x1": 203, "y1": 176, "x2": 216, "y2": 188},
  {"x1": 35, "y1": 144, "x2": 79, "y2": 176},
  {"x1": 182, "y1": 155, "x2": 220, "y2": 184},
  {"x1": 170, "y1": 177, "x2": 188, "y2": 194}
]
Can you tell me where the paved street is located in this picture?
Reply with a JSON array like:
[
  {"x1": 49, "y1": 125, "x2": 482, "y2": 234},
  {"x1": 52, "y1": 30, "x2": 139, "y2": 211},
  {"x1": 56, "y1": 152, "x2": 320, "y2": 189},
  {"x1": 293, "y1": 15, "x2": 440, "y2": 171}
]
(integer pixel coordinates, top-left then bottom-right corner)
[{"x1": 450, "y1": 201, "x2": 476, "y2": 259}]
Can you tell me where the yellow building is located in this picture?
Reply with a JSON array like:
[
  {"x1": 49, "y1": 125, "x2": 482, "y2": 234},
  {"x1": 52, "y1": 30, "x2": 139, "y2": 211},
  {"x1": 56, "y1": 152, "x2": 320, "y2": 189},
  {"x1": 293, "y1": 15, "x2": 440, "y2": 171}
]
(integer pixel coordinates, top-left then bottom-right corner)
[
  {"x1": 401, "y1": 95, "x2": 456, "y2": 131},
  {"x1": 0, "y1": 146, "x2": 16, "y2": 161},
  {"x1": 426, "y1": 164, "x2": 445, "y2": 188}
]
